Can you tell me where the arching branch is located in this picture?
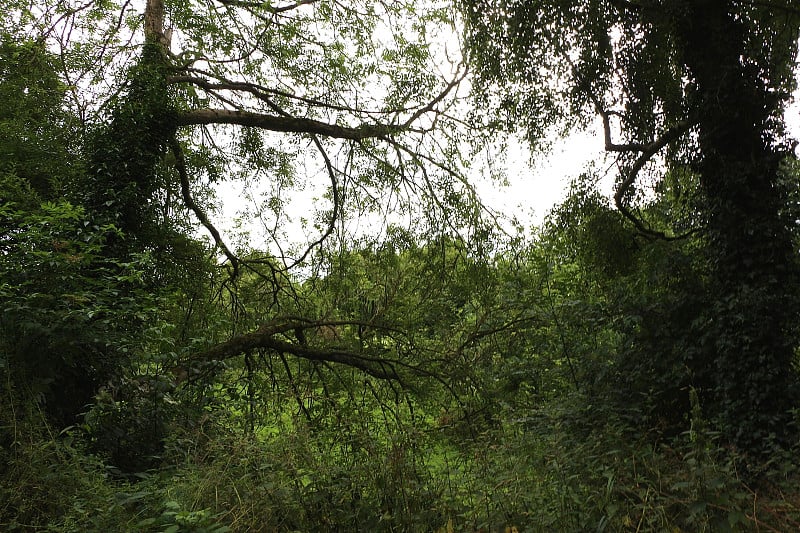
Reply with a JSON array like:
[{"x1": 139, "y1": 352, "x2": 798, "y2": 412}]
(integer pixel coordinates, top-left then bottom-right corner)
[
  {"x1": 555, "y1": 43, "x2": 700, "y2": 239},
  {"x1": 170, "y1": 136, "x2": 240, "y2": 277},
  {"x1": 284, "y1": 134, "x2": 340, "y2": 269},
  {"x1": 609, "y1": 120, "x2": 696, "y2": 240}
]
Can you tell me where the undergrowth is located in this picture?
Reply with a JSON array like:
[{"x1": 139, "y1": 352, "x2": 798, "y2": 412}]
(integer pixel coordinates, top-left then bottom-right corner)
[{"x1": 2, "y1": 395, "x2": 799, "y2": 532}]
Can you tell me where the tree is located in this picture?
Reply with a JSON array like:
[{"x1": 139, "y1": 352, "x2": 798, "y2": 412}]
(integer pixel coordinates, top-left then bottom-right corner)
[
  {"x1": 460, "y1": 0, "x2": 800, "y2": 454},
  {"x1": 2, "y1": 0, "x2": 484, "y2": 427}
]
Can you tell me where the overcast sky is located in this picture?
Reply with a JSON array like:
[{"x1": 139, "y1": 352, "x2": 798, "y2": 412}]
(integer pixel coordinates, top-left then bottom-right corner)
[{"x1": 216, "y1": 88, "x2": 800, "y2": 258}]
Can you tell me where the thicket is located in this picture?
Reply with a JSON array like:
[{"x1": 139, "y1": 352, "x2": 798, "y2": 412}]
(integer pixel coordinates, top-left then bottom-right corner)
[{"x1": 4, "y1": 169, "x2": 800, "y2": 530}]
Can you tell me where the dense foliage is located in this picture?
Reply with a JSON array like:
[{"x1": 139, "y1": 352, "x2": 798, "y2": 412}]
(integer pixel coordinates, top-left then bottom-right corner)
[
  {"x1": 2, "y1": 0, "x2": 800, "y2": 531},
  {"x1": 461, "y1": 0, "x2": 800, "y2": 455}
]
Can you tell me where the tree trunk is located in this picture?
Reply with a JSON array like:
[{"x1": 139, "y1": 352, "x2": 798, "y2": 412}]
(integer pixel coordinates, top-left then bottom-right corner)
[{"x1": 144, "y1": 0, "x2": 166, "y2": 46}]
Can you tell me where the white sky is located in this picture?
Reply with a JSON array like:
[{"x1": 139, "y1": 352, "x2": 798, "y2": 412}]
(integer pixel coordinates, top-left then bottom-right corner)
[{"x1": 473, "y1": 127, "x2": 604, "y2": 226}]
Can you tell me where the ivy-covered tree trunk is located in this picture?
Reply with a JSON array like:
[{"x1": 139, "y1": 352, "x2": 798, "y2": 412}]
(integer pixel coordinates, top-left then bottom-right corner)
[
  {"x1": 679, "y1": 2, "x2": 800, "y2": 449},
  {"x1": 86, "y1": 0, "x2": 174, "y2": 243}
]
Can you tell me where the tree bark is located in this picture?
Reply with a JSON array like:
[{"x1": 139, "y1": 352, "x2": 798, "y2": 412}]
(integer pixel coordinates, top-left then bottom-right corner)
[{"x1": 144, "y1": 0, "x2": 167, "y2": 46}]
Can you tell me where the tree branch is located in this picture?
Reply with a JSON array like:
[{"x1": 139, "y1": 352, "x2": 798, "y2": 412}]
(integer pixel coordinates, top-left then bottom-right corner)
[
  {"x1": 170, "y1": 136, "x2": 240, "y2": 277},
  {"x1": 284, "y1": 134, "x2": 339, "y2": 269},
  {"x1": 185, "y1": 316, "x2": 450, "y2": 387},
  {"x1": 170, "y1": 71, "x2": 452, "y2": 117},
  {"x1": 560, "y1": 44, "x2": 698, "y2": 239},
  {"x1": 216, "y1": 0, "x2": 318, "y2": 13},
  {"x1": 611, "y1": 120, "x2": 696, "y2": 240},
  {"x1": 598, "y1": 107, "x2": 650, "y2": 152},
  {"x1": 169, "y1": 74, "x2": 370, "y2": 115},
  {"x1": 191, "y1": 319, "x2": 404, "y2": 381},
  {"x1": 175, "y1": 109, "x2": 402, "y2": 139},
  {"x1": 402, "y1": 66, "x2": 469, "y2": 128}
]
